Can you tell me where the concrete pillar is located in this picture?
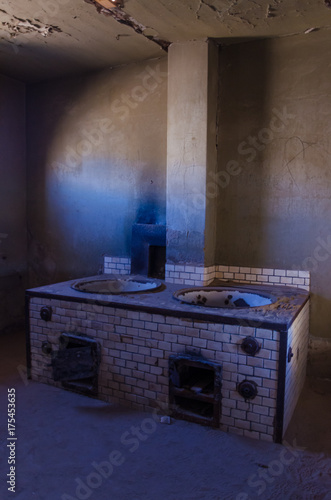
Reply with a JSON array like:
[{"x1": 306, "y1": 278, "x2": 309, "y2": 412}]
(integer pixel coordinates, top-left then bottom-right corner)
[{"x1": 166, "y1": 40, "x2": 218, "y2": 267}]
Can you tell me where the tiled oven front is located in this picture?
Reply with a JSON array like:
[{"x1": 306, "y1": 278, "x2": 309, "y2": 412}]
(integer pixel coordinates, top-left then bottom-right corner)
[{"x1": 27, "y1": 296, "x2": 309, "y2": 443}]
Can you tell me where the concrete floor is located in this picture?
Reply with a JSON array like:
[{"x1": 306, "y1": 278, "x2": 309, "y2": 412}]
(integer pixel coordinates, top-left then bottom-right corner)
[{"x1": 0, "y1": 329, "x2": 330, "y2": 500}]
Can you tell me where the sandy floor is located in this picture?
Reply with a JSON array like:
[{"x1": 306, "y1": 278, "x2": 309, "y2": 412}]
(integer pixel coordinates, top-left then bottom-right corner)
[{"x1": 0, "y1": 330, "x2": 330, "y2": 500}]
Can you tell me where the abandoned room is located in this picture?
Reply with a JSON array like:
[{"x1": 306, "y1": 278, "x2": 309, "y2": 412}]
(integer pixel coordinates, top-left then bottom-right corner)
[{"x1": 0, "y1": 0, "x2": 331, "y2": 498}]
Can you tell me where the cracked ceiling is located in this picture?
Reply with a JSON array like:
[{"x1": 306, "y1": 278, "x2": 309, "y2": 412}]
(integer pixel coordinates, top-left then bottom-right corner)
[{"x1": 0, "y1": 0, "x2": 330, "y2": 82}]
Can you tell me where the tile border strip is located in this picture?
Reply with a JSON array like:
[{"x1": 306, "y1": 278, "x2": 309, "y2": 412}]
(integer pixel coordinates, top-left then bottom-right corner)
[
  {"x1": 165, "y1": 264, "x2": 310, "y2": 289},
  {"x1": 103, "y1": 257, "x2": 310, "y2": 290}
]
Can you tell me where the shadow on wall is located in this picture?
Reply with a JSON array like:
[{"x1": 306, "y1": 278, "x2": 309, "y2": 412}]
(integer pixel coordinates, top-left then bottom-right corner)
[
  {"x1": 216, "y1": 38, "x2": 319, "y2": 267},
  {"x1": 27, "y1": 58, "x2": 168, "y2": 288},
  {"x1": 0, "y1": 75, "x2": 26, "y2": 331},
  {"x1": 216, "y1": 40, "x2": 270, "y2": 266},
  {"x1": 0, "y1": 274, "x2": 26, "y2": 332},
  {"x1": 216, "y1": 32, "x2": 331, "y2": 341},
  {"x1": 308, "y1": 334, "x2": 331, "y2": 379},
  {"x1": 27, "y1": 76, "x2": 93, "y2": 288}
]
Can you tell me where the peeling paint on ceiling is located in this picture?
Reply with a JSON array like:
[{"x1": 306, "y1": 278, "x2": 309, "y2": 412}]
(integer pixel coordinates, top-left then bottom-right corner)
[
  {"x1": 0, "y1": 10, "x2": 62, "y2": 38},
  {"x1": 0, "y1": 0, "x2": 330, "y2": 83}
]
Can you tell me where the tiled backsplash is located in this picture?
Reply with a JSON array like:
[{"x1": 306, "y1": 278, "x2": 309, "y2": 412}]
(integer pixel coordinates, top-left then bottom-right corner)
[
  {"x1": 104, "y1": 257, "x2": 131, "y2": 275},
  {"x1": 165, "y1": 264, "x2": 310, "y2": 290},
  {"x1": 165, "y1": 264, "x2": 216, "y2": 286},
  {"x1": 103, "y1": 256, "x2": 310, "y2": 290}
]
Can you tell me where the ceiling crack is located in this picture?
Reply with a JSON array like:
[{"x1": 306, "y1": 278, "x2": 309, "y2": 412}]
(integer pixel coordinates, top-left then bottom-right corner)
[{"x1": 84, "y1": 0, "x2": 170, "y2": 51}]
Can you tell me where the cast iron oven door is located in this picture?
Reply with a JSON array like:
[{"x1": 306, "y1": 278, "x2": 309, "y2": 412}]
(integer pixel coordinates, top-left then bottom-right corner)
[
  {"x1": 169, "y1": 354, "x2": 222, "y2": 427},
  {"x1": 51, "y1": 333, "x2": 101, "y2": 397}
]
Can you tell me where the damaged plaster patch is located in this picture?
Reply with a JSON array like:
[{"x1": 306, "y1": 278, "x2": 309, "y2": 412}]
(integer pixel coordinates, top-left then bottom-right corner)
[
  {"x1": 195, "y1": 0, "x2": 259, "y2": 28},
  {"x1": 84, "y1": 0, "x2": 170, "y2": 51},
  {"x1": 195, "y1": 0, "x2": 232, "y2": 20},
  {"x1": 266, "y1": 4, "x2": 278, "y2": 18},
  {"x1": 0, "y1": 11, "x2": 62, "y2": 38}
]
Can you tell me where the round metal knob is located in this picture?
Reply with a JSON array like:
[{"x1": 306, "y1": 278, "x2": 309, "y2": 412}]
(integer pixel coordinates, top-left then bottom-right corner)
[
  {"x1": 40, "y1": 306, "x2": 52, "y2": 322},
  {"x1": 41, "y1": 342, "x2": 53, "y2": 355},
  {"x1": 237, "y1": 380, "x2": 258, "y2": 400},
  {"x1": 241, "y1": 336, "x2": 261, "y2": 356}
]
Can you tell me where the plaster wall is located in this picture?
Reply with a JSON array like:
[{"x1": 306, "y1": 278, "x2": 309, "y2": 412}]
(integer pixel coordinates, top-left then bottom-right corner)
[
  {"x1": 27, "y1": 57, "x2": 167, "y2": 287},
  {"x1": 166, "y1": 40, "x2": 218, "y2": 266},
  {"x1": 0, "y1": 74, "x2": 26, "y2": 331},
  {"x1": 216, "y1": 30, "x2": 331, "y2": 341}
]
